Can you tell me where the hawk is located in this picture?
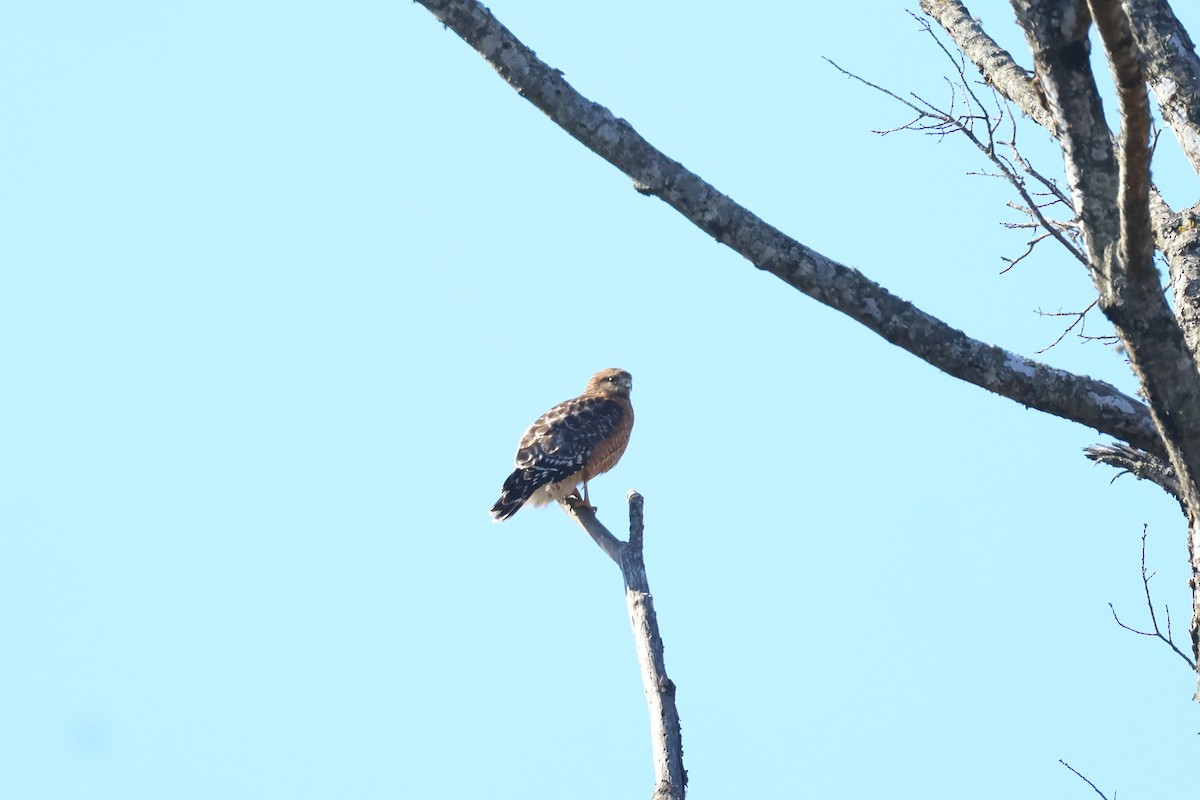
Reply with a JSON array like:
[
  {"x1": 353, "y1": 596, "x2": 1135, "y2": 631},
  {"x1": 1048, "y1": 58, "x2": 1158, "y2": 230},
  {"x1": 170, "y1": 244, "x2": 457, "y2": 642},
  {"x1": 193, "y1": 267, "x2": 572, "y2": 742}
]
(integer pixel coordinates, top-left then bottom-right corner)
[{"x1": 490, "y1": 368, "x2": 634, "y2": 521}]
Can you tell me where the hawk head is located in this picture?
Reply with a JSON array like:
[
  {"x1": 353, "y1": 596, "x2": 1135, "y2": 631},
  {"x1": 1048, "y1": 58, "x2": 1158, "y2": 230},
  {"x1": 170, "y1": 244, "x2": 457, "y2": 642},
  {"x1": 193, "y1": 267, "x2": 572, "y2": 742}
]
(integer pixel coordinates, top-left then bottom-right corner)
[{"x1": 586, "y1": 368, "x2": 632, "y2": 397}]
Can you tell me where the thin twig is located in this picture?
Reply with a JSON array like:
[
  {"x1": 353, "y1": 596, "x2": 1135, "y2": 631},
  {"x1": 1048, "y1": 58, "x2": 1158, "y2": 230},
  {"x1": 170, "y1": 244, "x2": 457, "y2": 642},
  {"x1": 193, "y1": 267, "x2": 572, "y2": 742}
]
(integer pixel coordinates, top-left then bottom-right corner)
[
  {"x1": 413, "y1": 0, "x2": 1164, "y2": 459},
  {"x1": 1108, "y1": 527, "x2": 1197, "y2": 669},
  {"x1": 1002, "y1": 231, "x2": 1057, "y2": 274},
  {"x1": 1035, "y1": 301, "x2": 1095, "y2": 351},
  {"x1": 1034, "y1": 300, "x2": 1118, "y2": 352},
  {"x1": 823, "y1": 48, "x2": 1087, "y2": 272},
  {"x1": 1007, "y1": 142, "x2": 1075, "y2": 211},
  {"x1": 911, "y1": 12, "x2": 1086, "y2": 267},
  {"x1": 1058, "y1": 760, "x2": 1111, "y2": 800}
]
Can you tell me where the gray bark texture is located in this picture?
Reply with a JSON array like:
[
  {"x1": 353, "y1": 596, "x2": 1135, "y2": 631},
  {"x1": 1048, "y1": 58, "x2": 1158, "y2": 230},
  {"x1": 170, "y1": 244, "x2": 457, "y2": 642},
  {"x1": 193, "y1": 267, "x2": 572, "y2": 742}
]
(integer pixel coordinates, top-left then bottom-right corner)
[
  {"x1": 1008, "y1": 0, "x2": 1200, "y2": 695},
  {"x1": 1085, "y1": 441, "x2": 1184, "y2": 501},
  {"x1": 416, "y1": 0, "x2": 1200, "y2": 709},
  {"x1": 562, "y1": 493, "x2": 686, "y2": 800},
  {"x1": 923, "y1": 0, "x2": 1200, "y2": 693},
  {"x1": 414, "y1": 0, "x2": 1157, "y2": 454},
  {"x1": 1125, "y1": 0, "x2": 1200, "y2": 175}
]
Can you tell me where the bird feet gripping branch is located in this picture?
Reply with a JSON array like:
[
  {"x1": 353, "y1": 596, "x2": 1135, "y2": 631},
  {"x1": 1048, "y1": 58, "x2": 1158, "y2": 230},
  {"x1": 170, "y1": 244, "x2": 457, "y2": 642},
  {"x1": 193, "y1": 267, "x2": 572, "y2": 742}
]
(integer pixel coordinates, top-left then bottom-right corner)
[{"x1": 562, "y1": 484, "x2": 597, "y2": 514}]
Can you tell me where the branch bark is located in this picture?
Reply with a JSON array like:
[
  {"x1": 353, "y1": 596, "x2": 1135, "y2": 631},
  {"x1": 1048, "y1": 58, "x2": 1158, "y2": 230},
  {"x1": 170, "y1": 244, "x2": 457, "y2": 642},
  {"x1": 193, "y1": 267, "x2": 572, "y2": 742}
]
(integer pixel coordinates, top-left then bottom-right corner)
[
  {"x1": 1012, "y1": 0, "x2": 1200, "y2": 689},
  {"x1": 1123, "y1": 0, "x2": 1200, "y2": 175},
  {"x1": 1122, "y1": 0, "x2": 1200, "y2": 354},
  {"x1": 1152, "y1": 195, "x2": 1200, "y2": 356},
  {"x1": 415, "y1": 0, "x2": 1200, "y2": 693},
  {"x1": 562, "y1": 493, "x2": 686, "y2": 800},
  {"x1": 925, "y1": 0, "x2": 1200, "y2": 686},
  {"x1": 1091, "y1": 0, "x2": 1154, "y2": 281},
  {"x1": 414, "y1": 0, "x2": 1160, "y2": 456},
  {"x1": 1084, "y1": 441, "x2": 1183, "y2": 501},
  {"x1": 922, "y1": 0, "x2": 1200, "y2": 354},
  {"x1": 919, "y1": 0, "x2": 1058, "y2": 130}
]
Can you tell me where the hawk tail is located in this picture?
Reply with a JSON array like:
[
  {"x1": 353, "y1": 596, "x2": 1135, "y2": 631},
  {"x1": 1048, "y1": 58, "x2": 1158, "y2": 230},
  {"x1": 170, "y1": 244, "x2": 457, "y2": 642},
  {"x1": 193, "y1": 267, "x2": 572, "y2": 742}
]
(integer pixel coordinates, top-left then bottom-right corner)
[{"x1": 489, "y1": 469, "x2": 539, "y2": 522}]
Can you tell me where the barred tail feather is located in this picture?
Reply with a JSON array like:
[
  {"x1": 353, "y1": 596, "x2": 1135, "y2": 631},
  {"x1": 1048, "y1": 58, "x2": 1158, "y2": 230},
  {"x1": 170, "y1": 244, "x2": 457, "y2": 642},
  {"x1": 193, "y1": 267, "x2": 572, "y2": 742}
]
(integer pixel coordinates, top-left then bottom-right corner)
[{"x1": 489, "y1": 469, "x2": 538, "y2": 522}]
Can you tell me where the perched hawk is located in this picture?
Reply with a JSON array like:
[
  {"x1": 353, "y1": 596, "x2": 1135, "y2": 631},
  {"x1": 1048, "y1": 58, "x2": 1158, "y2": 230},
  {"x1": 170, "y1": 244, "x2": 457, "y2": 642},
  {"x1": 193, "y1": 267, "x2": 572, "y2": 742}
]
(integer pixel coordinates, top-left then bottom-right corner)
[{"x1": 490, "y1": 368, "x2": 634, "y2": 521}]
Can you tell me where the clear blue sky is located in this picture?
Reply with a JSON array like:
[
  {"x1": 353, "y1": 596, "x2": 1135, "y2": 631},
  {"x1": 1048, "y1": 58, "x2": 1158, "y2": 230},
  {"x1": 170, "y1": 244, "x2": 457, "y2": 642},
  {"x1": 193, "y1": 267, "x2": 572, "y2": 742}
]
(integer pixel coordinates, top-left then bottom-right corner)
[{"x1": 3, "y1": 1, "x2": 1198, "y2": 797}]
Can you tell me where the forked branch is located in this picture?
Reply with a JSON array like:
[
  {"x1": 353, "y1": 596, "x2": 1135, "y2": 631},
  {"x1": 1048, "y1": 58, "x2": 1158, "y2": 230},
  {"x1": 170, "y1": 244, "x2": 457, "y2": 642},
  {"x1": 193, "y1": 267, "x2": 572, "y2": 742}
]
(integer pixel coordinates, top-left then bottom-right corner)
[
  {"x1": 1107, "y1": 527, "x2": 1197, "y2": 669},
  {"x1": 923, "y1": 0, "x2": 1200, "y2": 357},
  {"x1": 824, "y1": 53, "x2": 1087, "y2": 269},
  {"x1": 413, "y1": 0, "x2": 1160, "y2": 456},
  {"x1": 416, "y1": 0, "x2": 1200, "y2": 693}
]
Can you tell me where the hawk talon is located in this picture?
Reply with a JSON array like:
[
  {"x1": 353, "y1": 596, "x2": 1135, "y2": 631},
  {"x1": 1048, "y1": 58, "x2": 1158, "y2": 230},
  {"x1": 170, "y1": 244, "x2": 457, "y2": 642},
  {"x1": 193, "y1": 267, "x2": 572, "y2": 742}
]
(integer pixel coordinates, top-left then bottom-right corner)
[{"x1": 564, "y1": 492, "x2": 597, "y2": 514}]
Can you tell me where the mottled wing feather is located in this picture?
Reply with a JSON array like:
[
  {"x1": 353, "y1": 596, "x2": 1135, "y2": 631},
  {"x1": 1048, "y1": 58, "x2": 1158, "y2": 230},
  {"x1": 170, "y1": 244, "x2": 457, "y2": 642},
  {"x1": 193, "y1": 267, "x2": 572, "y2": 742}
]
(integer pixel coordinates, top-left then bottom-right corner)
[
  {"x1": 489, "y1": 379, "x2": 633, "y2": 522},
  {"x1": 490, "y1": 390, "x2": 630, "y2": 521},
  {"x1": 514, "y1": 395, "x2": 624, "y2": 482}
]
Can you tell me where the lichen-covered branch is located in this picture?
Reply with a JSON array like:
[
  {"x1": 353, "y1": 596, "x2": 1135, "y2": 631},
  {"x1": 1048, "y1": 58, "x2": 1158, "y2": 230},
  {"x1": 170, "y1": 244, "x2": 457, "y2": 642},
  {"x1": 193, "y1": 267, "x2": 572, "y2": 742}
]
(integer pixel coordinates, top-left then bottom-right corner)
[
  {"x1": 923, "y1": 0, "x2": 1200, "y2": 348},
  {"x1": 1124, "y1": 0, "x2": 1200, "y2": 175},
  {"x1": 1092, "y1": 0, "x2": 1155, "y2": 279},
  {"x1": 1084, "y1": 442, "x2": 1182, "y2": 501},
  {"x1": 919, "y1": 0, "x2": 1057, "y2": 130},
  {"x1": 1013, "y1": 0, "x2": 1200, "y2": 685},
  {"x1": 415, "y1": 0, "x2": 1200, "y2": 691},
  {"x1": 1013, "y1": 1, "x2": 1122, "y2": 269},
  {"x1": 925, "y1": 10, "x2": 1200, "y2": 665},
  {"x1": 1121, "y1": 0, "x2": 1200, "y2": 356},
  {"x1": 414, "y1": 0, "x2": 1159, "y2": 454},
  {"x1": 1153, "y1": 196, "x2": 1200, "y2": 354},
  {"x1": 1089, "y1": 0, "x2": 1200, "y2": 682}
]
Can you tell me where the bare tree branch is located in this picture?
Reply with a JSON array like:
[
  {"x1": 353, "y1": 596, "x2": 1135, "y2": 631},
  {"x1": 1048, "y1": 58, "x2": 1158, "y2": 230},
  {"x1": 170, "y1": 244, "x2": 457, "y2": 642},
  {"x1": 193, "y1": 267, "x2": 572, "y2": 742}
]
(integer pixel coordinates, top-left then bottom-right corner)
[
  {"x1": 563, "y1": 493, "x2": 625, "y2": 563},
  {"x1": 1059, "y1": 759, "x2": 1112, "y2": 800},
  {"x1": 1036, "y1": 300, "x2": 1117, "y2": 352},
  {"x1": 1092, "y1": 0, "x2": 1155, "y2": 280},
  {"x1": 1120, "y1": 1, "x2": 1200, "y2": 391},
  {"x1": 1004, "y1": 231, "x2": 1059, "y2": 275},
  {"x1": 1123, "y1": 0, "x2": 1200, "y2": 175},
  {"x1": 1085, "y1": 441, "x2": 1183, "y2": 500},
  {"x1": 824, "y1": 53, "x2": 1088, "y2": 268},
  {"x1": 562, "y1": 494, "x2": 686, "y2": 800},
  {"x1": 922, "y1": 0, "x2": 1199, "y2": 344},
  {"x1": 1012, "y1": 1, "x2": 1120, "y2": 266},
  {"x1": 413, "y1": 0, "x2": 1161, "y2": 456},
  {"x1": 1107, "y1": 527, "x2": 1197, "y2": 668},
  {"x1": 1005, "y1": 133, "x2": 1078, "y2": 213},
  {"x1": 919, "y1": 0, "x2": 1057, "y2": 130},
  {"x1": 1013, "y1": 0, "x2": 1200, "y2": 682},
  {"x1": 1154, "y1": 196, "x2": 1200, "y2": 355},
  {"x1": 1088, "y1": 0, "x2": 1200, "y2": 682},
  {"x1": 417, "y1": 0, "x2": 1200, "y2": 692},
  {"x1": 923, "y1": 0, "x2": 1200, "y2": 684}
]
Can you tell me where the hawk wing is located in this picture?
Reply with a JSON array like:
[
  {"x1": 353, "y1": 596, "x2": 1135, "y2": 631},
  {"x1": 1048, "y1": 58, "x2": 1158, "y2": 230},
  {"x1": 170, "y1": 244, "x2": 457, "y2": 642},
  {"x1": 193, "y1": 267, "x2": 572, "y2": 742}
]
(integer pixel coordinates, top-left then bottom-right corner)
[
  {"x1": 514, "y1": 395, "x2": 624, "y2": 481},
  {"x1": 489, "y1": 395, "x2": 625, "y2": 520}
]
